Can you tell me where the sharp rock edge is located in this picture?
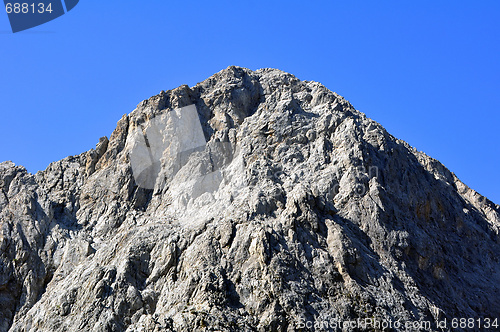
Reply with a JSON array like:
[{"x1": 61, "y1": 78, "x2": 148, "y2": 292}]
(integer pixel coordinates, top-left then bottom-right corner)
[{"x1": 1, "y1": 66, "x2": 499, "y2": 332}]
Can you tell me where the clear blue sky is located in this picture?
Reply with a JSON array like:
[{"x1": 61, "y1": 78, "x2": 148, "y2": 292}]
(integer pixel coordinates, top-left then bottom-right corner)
[{"x1": 1, "y1": 1, "x2": 499, "y2": 204}]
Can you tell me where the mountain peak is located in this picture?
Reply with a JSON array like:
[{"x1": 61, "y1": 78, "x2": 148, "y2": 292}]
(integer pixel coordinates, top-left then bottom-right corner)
[{"x1": 1, "y1": 68, "x2": 499, "y2": 331}]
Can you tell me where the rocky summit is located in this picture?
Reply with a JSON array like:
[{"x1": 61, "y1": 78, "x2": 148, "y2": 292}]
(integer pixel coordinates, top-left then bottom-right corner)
[{"x1": 1, "y1": 67, "x2": 499, "y2": 331}]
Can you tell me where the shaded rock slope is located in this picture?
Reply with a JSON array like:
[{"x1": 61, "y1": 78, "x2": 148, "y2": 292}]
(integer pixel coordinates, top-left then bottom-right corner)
[{"x1": 1, "y1": 67, "x2": 499, "y2": 331}]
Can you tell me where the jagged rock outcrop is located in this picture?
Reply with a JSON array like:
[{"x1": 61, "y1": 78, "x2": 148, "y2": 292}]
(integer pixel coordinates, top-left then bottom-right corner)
[{"x1": 1, "y1": 66, "x2": 499, "y2": 331}]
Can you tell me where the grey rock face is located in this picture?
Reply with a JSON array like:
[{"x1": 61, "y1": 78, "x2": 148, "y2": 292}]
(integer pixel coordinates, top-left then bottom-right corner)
[{"x1": 1, "y1": 66, "x2": 499, "y2": 331}]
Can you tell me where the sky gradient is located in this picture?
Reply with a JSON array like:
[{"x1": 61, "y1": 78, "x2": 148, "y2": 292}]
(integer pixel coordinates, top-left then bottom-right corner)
[{"x1": 1, "y1": 1, "x2": 499, "y2": 203}]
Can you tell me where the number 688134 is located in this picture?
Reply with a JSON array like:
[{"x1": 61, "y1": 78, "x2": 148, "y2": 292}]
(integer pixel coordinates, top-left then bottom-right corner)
[{"x1": 5, "y1": 3, "x2": 54, "y2": 14}]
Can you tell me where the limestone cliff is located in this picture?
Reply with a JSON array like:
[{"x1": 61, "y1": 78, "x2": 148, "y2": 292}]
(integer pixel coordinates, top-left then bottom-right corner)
[{"x1": 1, "y1": 67, "x2": 499, "y2": 331}]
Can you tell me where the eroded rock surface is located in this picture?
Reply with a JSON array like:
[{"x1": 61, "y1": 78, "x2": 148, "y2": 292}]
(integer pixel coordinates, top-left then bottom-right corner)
[{"x1": 1, "y1": 67, "x2": 499, "y2": 331}]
